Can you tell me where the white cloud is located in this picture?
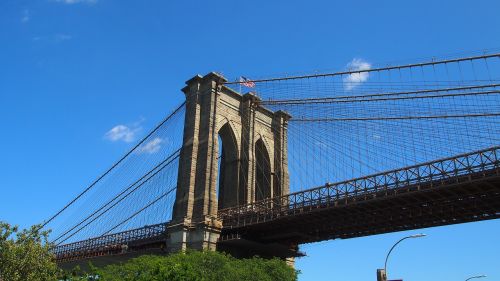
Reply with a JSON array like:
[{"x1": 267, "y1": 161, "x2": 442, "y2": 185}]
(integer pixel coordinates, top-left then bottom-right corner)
[
  {"x1": 104, "y1": 125, "x2": 140, "y2": 143},
  {"x1": 54, "y1": 0, "x2": 97, "y2": 4},
  {"x1": 138, "y1": 138, "x2": 163, "y2": 154},
  {"x1": 21, "y1": 9, "x2": 30, "y2": 23},
  {"x1": 343, "y1": 58, "x2": 371, "y2": 90}
]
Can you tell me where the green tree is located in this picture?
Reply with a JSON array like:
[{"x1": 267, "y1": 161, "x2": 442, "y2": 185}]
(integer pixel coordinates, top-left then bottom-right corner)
[
  {"x1": 70, "y1": 251, "x2": 298, "y2": 281},
  {"x1": 0, "y1": 222, "x2": 58, "y2": 281}
]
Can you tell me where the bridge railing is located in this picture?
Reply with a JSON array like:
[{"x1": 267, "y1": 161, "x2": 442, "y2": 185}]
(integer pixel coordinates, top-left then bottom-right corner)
[
  {"x1": 52, "y1": 222, "x2": 168, "y2": 260},
  {"x1": 218, "y1": 146, "x2": 500, "y2": 227}
]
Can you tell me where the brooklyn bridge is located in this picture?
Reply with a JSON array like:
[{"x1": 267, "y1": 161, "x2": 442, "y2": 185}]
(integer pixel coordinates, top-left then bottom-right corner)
[{"x1": 44, "y1": 52, "x2": 500, "y2": 268}]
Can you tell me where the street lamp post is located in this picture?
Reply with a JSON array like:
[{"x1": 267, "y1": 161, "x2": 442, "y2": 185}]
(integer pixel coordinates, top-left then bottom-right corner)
[
  {"x1": 384, "y1": 234, "x2": 426, "y2": 274},
  {"x1": 465, "y1": 275, "x2": 487, "y2": 281},
  {"x1": 377, "y1": 233, "x2": 426, "y2": 281}
]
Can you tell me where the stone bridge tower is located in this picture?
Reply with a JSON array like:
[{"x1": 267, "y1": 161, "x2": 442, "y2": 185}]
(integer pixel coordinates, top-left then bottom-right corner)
[{"x1": 168, "y1": 72, "x2": 291, "y2": 253}]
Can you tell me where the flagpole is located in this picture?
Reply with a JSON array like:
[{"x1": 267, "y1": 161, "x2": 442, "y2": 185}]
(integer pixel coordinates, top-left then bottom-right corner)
[{"x1": 239, "y1": 76, "x2": 242, "y2": 94}]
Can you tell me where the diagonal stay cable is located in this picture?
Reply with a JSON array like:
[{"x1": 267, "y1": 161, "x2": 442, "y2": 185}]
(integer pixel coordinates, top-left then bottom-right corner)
[
  {"x1": 261, "y1": 87, "x2": 500, "y2": 105},
  {"x1": 51, "y1": 148, "x2": 181, "y2": 244},
  {"x1": 291, "y1": 113, "x2": 500, "y2": 122},
  {"x1": 224, "y1": 53, "x2": 500, "y2": 84},
  {"x1": 51, "y1": 186, "x2": 174, "y2": 255},
  {"x1": 54, "y1": 151, "x2": 181, "y2": 246},
  {"x1": 42, "y1": 102, "x2": 185, "y2": 228},
  {"x1": 100, "y1": 186, "x2": 176, "y2": 236},
  {"x1": 263, "y1": 90, "x2": 500, "y2": 105}
]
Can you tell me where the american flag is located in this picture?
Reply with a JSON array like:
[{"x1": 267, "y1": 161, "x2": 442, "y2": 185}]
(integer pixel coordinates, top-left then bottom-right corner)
[{"x1": 239, "y1": 76, "x2": 255, "y2": 88}]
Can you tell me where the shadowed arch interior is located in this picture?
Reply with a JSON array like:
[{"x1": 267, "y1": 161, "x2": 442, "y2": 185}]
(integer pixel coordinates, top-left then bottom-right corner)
[
  {"x1": 216, "y1": 123, "x2": 240, "y2": 210},
  {"x1": 255, "y1": 138, "x2": 272, "y2": 201}
]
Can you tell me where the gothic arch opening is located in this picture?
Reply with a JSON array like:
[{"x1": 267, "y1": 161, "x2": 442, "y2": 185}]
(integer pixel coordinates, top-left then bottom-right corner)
[
  {"x1": 216, "y1": 123, "x2": 239, "y2": 210},
  {"x1": 255, "y1": 138, "x2": 272, "y2": 201}
]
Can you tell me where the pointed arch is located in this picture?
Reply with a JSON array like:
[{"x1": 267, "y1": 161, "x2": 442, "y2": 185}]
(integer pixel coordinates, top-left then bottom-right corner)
[
  {"x1": 217, "y1": 122, "x2": 240, "y2": 209},
  {"x1": 255, "y1": 138, "x2": 272, "y2": 201}
]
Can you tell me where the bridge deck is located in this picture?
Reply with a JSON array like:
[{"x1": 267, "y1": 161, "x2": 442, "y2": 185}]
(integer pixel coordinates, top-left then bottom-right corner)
[
  {"x1": 54, "y1": 146, "x2": 500, "y2": 263},
  {"x1": 54, "y1": 222, "x2": 168, "y2": 263},
  {"x1": 218, "y1": 146, "x2": 500, "y2": 246}
]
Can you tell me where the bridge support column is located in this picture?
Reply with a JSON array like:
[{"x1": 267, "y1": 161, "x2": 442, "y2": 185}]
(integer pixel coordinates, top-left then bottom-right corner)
[
  {"x1": 169, "y1": 73, "x2": 226, "y2": 252},
  {"x1": 240, "y1": 92, "x2": 259, "y2": 203},
  {"x1": 169, "y1": 71, "x2": 293, "y2": 257},
  {"x1": 167, "y1": 217, "x2": 222, "y2": 252}
]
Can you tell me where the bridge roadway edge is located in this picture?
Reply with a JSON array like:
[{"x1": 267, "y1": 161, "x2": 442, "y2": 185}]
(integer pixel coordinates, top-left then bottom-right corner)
[
  {"x1": 219, "y1": 169, "x2": 500, "y2": 245},
  {"x1": 56, "y1": 168, "x2": 500, "y2": 270}
]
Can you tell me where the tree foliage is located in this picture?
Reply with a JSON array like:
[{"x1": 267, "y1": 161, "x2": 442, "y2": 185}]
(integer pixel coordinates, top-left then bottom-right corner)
[
  {"x1": 0, "y1": 222, "x2": 58, "y2": 281},
  {"x1": 65, "y1": 251, "x2": 298, "y2": 281},
  {"x1": 0, "y1": 221, "x2": 297, "y2": 281}
]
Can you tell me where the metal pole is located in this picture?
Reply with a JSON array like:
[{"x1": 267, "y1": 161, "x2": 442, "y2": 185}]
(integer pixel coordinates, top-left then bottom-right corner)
[
  {"x1": 465, "y1": 275, "x2": 487, "y2": 281},
  {"x1": 384, "y1": 234, "x2": 426, "y2": 278}
]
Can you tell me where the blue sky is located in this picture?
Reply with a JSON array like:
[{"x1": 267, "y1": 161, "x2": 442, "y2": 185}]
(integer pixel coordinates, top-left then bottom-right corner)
[{"x1": 1, "y1": 0, "x2": 500, "y2": 280}]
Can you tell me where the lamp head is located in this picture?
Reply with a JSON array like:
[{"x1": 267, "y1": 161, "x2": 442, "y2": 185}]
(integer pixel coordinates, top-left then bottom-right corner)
[{"x1": 409, "y1": 233, "x2": 426, "y2": 238}]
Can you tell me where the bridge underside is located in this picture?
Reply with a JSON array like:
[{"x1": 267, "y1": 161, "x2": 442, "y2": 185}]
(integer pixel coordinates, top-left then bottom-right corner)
[
  {"x1": 59, "y1": 247, "x2": 167, "y2": 271},
  {"x1": 56, "y1": 169, "x2": 500, "y2": 267},
  {"x1": 57, "y1": 235, "x2": 168, "y2": 270},
  {"x1": 219, "y1": 169, "x2": 500, "y2": 253}
]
